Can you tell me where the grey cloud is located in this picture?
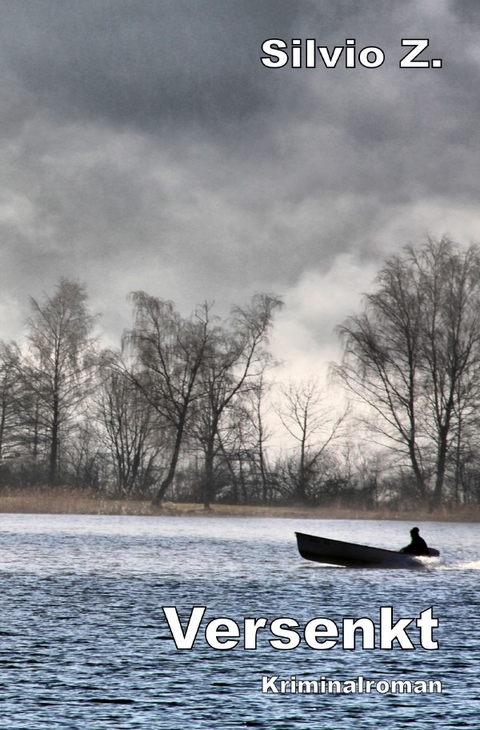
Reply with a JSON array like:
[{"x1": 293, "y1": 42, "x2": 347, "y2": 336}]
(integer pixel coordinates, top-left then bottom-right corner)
[
  {"x1": 0, "y1": 0, "x2": 303, "y2": 133},
  {"x1": 450, "y1": 1, "x2": 480, "y2": 25},
  {"x1": 0, "y1": 0, "x2": 479, "y2": 352},
  {"x1": 0, "y1": 0, "x2": 466, "y2": 140}
]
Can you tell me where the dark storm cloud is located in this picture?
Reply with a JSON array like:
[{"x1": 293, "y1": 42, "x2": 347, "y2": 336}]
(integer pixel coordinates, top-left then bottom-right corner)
[
  {"x1": 0, "y1": 0, "x2": 469, "y2": 143},
  {"x1": 0, "y1": 0, "x2": 302, "y2": 133},
  {"x1": 0, "y1": 1, "x2": 475, "y2": 166},
  {"x1": 450, "y1": 0, "x2": 480, "y2": 24},
  {"x1": 0, "y1": 0, "x2": 480, "y2": 367}
]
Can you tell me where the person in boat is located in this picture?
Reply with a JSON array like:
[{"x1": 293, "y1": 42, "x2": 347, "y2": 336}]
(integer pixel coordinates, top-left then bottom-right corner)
[{"x1": 400, "y1": 527, "x2": 430, "y2": 556}]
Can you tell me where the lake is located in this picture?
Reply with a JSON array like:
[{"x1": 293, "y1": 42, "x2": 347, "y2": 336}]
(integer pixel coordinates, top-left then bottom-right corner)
[{"x1": 0, "y1": 515, "x2": 478, "y2": 729}]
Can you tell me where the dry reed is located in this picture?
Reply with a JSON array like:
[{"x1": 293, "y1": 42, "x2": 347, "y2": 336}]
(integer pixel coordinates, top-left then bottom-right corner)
[{"x1": 0, "y1": 489, "x2": 478, "y2": 522}]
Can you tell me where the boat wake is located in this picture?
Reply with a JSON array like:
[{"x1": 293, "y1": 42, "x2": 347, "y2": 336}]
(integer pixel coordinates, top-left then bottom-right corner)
[
  {"x1": 436, "y1": 560, "x2": 480, "y2": 570},
  {"x1": 454, "y1": 560, "x2": 480, "y2": 570}
]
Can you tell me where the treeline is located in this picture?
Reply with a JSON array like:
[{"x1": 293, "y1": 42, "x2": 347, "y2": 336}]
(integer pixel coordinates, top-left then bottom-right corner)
[{"x1": 2, "y1": 237, "x2": 480, "y2": 510}]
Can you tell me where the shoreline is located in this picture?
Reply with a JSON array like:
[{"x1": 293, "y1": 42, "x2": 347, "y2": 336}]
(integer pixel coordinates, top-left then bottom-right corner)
[{"x1": 0, "y1": 489, "x2": 478, "y2": 522}]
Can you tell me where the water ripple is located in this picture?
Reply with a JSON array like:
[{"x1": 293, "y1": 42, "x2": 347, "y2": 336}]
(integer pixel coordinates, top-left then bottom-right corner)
[{"x1": 0, "y1": 515, "x2": 478, "y2": 728}]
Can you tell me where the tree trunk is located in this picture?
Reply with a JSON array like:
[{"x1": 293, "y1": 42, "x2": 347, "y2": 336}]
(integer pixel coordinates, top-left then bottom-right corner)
[
  {"x1": 202, "y1": 438, "x2": 215, "y2": 509},
  {"x1": 151, "y1": 419, "x2": 185, "y2": 505},
  {"x1": 49, "y1": 397, "x2": 59, "y2": 487},
  {"x1": 407, "y1": 438, "x2": 427, "y2": 501},
  {"x1": 430, "y1": 437, "x2": 448, "y2": 511}
]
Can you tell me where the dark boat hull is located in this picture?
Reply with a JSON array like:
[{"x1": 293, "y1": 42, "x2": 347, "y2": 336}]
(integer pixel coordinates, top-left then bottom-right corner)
[{"x1": 295, "y1": 532, "x2": 439, "y2": 568}]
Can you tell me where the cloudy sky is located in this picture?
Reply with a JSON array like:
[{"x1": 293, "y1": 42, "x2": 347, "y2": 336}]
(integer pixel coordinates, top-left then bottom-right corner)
[{"x1": 0, "y1": 0, "x2": 479, "y2": 378}]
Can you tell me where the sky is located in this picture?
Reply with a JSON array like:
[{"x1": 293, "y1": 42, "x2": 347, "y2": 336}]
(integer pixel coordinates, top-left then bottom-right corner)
[{"x1": 0, "y1": 0, "x2": 480, "y2": 380}]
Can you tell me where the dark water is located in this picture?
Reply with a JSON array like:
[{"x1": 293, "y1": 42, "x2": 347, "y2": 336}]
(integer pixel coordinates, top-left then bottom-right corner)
[{"x1": 0, "y1": 515, "x2": 478, "y2": 729}]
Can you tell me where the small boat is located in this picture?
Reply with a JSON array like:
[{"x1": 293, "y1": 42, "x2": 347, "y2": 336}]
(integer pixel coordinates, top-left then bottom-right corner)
[{"x1": 295, "y1": 532, "x2": 440, "y2": 569}]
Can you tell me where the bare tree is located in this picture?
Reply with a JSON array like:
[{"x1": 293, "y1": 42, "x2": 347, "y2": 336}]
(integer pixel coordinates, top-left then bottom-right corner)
[
  {"x1": 19, "y1": 279, "x2": 97, "y2": 486},
  {"x1": 415, "y1": 240, "x2": 480, "y2": 507},
  {"x1": 122, "y1": 293, "x2": 213, "y2": 505},
  {"x1": 275, "y1": 377, "x2": 346, "y2": 504},
  {"x1": 0, "y1": 343, "x2": 22, "y2": 474},
  {"x1": 237, "y1": 375, "x2": 277, "y2": 504},
  {"x1": 191, "y1": 294, "x2": 282, "y2": 508},
  {"x1": 333, "y1": 252, "x2": 427, "y2": 498},
  {"x1": 334, "y1": 237, "x2": 480, "y2": 509},
  {"x1": 95, "y1": 362, "x2": 163, "y2": 498}
]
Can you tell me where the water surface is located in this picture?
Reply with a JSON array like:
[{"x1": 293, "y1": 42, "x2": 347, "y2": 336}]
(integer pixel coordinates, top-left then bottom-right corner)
[{"x1": 0, "y1": 515, "x2": 478, "y2": 729}]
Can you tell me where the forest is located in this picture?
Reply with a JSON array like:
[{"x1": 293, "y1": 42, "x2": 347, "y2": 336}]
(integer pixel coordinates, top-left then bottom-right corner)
[{"x1": 2, "y1": 237, "x2": 480, "y2": 512}]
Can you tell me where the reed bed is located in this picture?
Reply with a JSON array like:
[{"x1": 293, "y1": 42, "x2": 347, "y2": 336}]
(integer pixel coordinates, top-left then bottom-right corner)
[{"x1": 0, "y1": 489, "x2": 478, "y2": 521}]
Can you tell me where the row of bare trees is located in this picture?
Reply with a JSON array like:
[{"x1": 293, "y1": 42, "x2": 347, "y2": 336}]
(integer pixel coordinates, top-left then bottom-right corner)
[
  {"x1": 0, "y1": 279, "x2": 356, "y2": 506},
  {"x1": 111, "y1": 291, "x2": 284, "y2": 506},
  {"x1": 2, "y1": 237, "x2": 480, "y2": 509},
  {"x1": 0, "y1": 280, "x2": 97, "y2": 488},
  {"x1": 334, "y1": 237, "x2": 480, "y2": 510}
]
